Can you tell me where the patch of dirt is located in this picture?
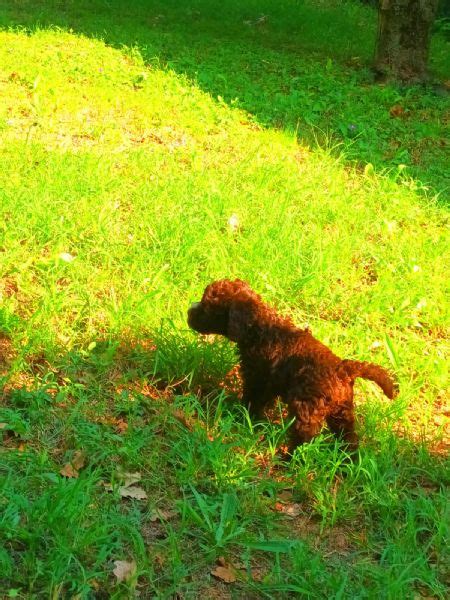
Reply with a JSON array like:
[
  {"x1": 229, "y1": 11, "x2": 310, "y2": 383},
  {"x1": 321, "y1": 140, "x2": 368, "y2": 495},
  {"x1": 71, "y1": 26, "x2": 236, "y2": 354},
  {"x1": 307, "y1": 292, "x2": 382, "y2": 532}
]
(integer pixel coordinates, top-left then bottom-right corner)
[
  {"x1": 140, "y1": 521, "x2": 167, "y2": 544},
  {"x1": 0, "y1": 276, "x2": 18, "y2": 299},
  {"x1": 197, "y1": 583, "x2": 232, "y2": 600},
  {"x1": 290, "y1": 514, "x2": 358, "y2": 557},
  {"x1": 4, "y1": 108, "x2": 195, "y2": 154},
  {"x1": 1, "y1": 371, "x2": 36, "y2": 399},
  {"x1": 0, "y1": 334, "x2": 15, "y2": 374}
]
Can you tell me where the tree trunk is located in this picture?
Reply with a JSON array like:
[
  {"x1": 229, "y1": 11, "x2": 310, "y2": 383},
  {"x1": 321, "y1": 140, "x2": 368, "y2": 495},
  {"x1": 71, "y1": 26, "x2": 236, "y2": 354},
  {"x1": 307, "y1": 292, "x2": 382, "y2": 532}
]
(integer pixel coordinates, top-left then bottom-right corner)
[{"x1": 375, "y1": 0, "x2": 439, "y2": 83}]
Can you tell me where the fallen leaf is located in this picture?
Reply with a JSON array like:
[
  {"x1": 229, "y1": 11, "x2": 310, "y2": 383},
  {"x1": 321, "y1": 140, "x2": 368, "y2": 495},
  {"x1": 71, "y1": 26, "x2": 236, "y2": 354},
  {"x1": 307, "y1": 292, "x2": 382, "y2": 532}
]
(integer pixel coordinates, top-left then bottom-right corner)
[
  {"x1": 282, "y1": 503, "x2": 302, "y2": 517},
  {"x1": 113, "y1": 559, "x2": 136, "y2": 583},
  {"x1": 89, "y1": 579, "x2": 100, "y2": 590},
  {"x1": 250, "y1": 568, "x2": 264, "y2": 582},
  {"x1": 149, "y1": 508, "x2": 177, "y2": 522},
  {"x1": 116, "y1": 419, "x2": 128, "y2": 433},
  {"x1": 211, "y1": 565, "x2": 236, "y2": 584},
  {"x1": 119, "y1": 485, "x2": 147, "y2": 500},
  {"x1": 370, "y1": 340, "x2": 383, "y2": 351},
  {"x1": 60, "y1": 463, "x2": 79, "y2": 478},
  {"x1": 102, "y1": 471, "x2": 147, "y2": 499},
  {"x1": 273, "y1": 501, "x2": 302, "y2": 517},
  {"x1": 154, "y1": 553, "x2": 165, "y2": 567},
  {"x1": 389, "y1": 104, "x2": 404, "y2": 118},
  {"x1": 60, "y1": 450, "x2": 86, "y2": 478},
  {"x1": 72, "y1": 450, "x2": 86, "y2": 470},
  {"x1": 59, "y1": 252, "x2": 76, "y2": 263},
  {"x1": 277, "y1": 489, "x2": 294, "y2": 503},
  {"x1": 227, "y1": 213, "x2": 240, "y2": 233},
  {"x1": 121, "y1": 471, "x2": 141, "y2": 487}
]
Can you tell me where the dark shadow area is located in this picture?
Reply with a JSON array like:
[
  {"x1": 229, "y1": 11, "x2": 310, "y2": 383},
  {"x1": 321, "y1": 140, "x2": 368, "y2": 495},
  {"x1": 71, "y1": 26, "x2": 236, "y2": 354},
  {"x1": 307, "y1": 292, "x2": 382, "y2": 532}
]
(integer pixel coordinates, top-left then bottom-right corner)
[
  {"x1": 1, "y1": 328, "x2": 233, "y2": 407},
  {"x1": 1, "y1": 324, "x2": 448, "y2": 596},
  {"x1": 1, "y1": 327, "x2": 448, "y2": 460},
  {"x1": 0, "y1": 0, "x2": 449, "y2": 199}
]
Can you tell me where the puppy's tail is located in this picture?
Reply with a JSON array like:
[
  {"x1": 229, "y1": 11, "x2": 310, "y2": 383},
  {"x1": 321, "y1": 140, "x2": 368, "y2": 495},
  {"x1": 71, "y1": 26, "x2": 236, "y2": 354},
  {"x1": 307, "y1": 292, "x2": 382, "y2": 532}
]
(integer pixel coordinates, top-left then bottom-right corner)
[{"x1": 339, "y1": 359, "x2": 398, "y2": 399}]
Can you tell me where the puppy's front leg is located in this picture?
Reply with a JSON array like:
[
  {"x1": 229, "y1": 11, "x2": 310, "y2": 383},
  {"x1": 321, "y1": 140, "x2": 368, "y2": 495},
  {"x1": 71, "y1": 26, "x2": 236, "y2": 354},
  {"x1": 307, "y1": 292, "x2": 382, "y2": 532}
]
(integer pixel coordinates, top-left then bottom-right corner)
[
  {"x1": 286, "y1": 395, "x2": 326, "y2": 453},
  {"x1": 242, "y1": 374, "x2": 272, "y2": 420}
]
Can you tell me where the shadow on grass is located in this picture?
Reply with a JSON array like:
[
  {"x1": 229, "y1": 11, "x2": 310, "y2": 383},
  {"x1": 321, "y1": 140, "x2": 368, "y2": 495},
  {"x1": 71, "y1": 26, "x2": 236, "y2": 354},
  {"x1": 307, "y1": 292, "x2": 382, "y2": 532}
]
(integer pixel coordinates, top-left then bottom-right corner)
[
  {"x1": 1, "y1": 326, "x2": 448, "y2": 462},
  {"x1": 0, "y1": 0, "x2": 449, "y2": 200},
  {"x1": 1, "y1": 326, "x2": 449, "y2": 596}
]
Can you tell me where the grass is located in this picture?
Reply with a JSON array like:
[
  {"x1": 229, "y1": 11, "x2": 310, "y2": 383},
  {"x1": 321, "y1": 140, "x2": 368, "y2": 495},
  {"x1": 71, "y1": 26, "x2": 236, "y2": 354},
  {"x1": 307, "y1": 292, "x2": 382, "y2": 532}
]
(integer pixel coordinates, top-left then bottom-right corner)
[
  {"x1": 0, "y1": 0, "x2": 449, "y2": 597},
  {"x1": 1, "y1": 0, "x2": 449, "y2": 197}
]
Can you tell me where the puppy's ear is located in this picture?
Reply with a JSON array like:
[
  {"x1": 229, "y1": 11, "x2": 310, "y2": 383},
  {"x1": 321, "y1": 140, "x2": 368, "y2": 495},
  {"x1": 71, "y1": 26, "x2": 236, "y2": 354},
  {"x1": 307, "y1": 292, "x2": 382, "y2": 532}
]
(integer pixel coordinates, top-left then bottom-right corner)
[{"x1": 227, "y1": 301, "x2": 257, "y2": 342}]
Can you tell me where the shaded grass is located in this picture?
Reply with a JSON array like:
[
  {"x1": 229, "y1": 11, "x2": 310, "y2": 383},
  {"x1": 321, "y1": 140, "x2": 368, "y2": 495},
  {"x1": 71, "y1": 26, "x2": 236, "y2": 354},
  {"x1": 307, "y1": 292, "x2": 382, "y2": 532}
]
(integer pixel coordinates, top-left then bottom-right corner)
[
  {"x1": 1, "y1": 363, "x2": 449, "y2": 597},
  {"x1": 0, "y1": 1, "x2": 449, "y2": 597}
]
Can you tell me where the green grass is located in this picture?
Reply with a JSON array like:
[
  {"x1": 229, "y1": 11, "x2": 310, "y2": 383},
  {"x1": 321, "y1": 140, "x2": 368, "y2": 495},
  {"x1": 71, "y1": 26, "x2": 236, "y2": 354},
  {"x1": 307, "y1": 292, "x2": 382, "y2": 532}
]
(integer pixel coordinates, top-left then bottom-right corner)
[
  {"x1": 0, "y1": 0, "x2": 449, "y2": 597},
  {"x1": 1, "y1": 0, "x2": 449, "y2": 197}
]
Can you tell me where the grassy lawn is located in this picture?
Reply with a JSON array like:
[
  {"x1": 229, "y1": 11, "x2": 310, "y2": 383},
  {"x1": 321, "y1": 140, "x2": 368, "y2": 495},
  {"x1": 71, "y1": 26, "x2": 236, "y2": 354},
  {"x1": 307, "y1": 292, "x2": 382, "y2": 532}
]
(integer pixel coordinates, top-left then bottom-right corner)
[{"x1": 0, "y1": 0, "x2": 449, "y2": 597}]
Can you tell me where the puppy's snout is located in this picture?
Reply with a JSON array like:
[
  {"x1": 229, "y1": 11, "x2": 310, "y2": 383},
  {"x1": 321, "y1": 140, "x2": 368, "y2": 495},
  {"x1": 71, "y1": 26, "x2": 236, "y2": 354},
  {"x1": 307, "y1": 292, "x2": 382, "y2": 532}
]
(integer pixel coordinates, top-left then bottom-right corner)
[{"x1": 188, "y1": 302, "x2": 202, "y2": 328}]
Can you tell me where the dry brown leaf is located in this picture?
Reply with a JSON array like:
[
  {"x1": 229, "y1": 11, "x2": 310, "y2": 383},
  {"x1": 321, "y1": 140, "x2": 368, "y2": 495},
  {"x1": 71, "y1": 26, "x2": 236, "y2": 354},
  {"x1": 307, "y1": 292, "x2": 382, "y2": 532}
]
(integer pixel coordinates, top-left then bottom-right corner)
[
  {"x1": 60, "y1": 463, "x2": 79, "y2": 478},
  {"x1": 171, "y1": 409, "x2": 193, "y2": 430},
  {"x1": 277, "y1": 489, "x2": 294, "y2": 503},
  {"x1": 0, "y1": 423, "x2": 7, "y2": 430},
  {"x1": 113, "y1": 559, "x2": 136, "y2": 583},
  {"x1": 149, "y1": 508, "x2": 177, "y2": 522},
  {"x1": 211, "y1": 565, "x2": 237, "y2": 584},
  {"x1": 60, "y1": 450, "x2": 86, "y2": 478},
  {"x1": 250, "y1": 568, "x2": 264, "y2": 582},
  {"x1": 116, "y1": 419, "x2": 128, "y2": 433},
  {"x1": 389, "y1": 104, "x2": 405, "y2": 118},
  {"x1": 119, "y1": 485, "x2": 147, "y2": 500},
  {"x1": 273, "y1": 501, "x2": 302, "y2": 517},
  {"x1": 282, "y1": 503, "x2": 302, "y2": 517},
  {"x1": 89, "y1": 579, "x2": 100, "y2": 590},
  {"x1": 72, "y1": 450, "x2": 86, "y2": 470}
]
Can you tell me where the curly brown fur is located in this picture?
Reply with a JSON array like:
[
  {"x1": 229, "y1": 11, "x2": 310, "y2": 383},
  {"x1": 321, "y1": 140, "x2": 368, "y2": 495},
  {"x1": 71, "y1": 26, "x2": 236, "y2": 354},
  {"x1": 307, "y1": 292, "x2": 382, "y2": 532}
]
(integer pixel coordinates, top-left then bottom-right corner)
[{"x1": 188, "y1": 279, "x2": 398, "y2": 454}]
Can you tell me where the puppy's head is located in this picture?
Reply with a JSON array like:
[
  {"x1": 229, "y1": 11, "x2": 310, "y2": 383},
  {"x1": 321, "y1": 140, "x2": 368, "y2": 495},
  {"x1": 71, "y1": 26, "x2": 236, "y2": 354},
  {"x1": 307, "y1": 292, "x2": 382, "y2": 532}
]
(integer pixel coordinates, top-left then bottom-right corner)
[{"x1": 187, "y1": 279, "x2": 260, "y2": 342}]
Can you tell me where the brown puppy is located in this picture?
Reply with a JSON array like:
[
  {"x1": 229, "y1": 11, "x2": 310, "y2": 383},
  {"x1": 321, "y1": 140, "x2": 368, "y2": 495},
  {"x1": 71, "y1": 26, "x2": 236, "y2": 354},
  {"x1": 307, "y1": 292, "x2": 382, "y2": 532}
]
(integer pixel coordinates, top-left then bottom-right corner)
[{"x1": 188, "y1": 279, "x2": 397, "y2": 453}]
